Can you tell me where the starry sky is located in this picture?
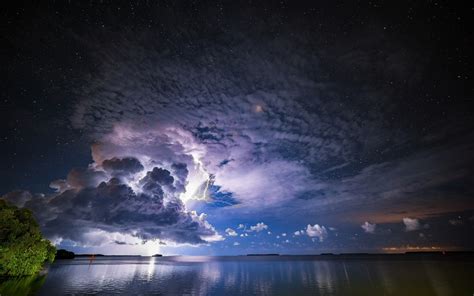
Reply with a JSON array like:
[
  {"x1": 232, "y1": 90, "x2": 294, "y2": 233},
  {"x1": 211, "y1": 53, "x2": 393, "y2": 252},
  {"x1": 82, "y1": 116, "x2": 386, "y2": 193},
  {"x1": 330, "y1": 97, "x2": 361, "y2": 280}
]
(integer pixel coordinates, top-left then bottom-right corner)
[{"x1": 1, "y1": 1, "x2": 473, "y2": 255}]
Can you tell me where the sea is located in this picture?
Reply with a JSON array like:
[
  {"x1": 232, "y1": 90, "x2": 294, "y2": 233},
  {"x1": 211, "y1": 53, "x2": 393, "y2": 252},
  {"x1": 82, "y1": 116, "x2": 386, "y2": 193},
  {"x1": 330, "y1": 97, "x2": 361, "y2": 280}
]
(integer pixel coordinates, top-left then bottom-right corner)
[{"x1": 1, "y1": 255, "x2": 473, "y2": 295}]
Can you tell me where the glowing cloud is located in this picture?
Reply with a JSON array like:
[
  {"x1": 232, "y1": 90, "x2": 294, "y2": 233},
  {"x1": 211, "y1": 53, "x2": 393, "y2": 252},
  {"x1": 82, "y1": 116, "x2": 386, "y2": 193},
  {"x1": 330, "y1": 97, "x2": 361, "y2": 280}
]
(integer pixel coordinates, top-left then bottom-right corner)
[
  {"x1": 403, "y1": 218, "x2": 420, "y2": 231},
  {"x1": 306, "y1": 224, "x2": 328, "y2": 242},
  {"x1": 361, "y1": 222, "x2": 376, "y2": 234},
  {"x1": 225, "y1": 228, "x2": 238, "y2": 237},
  {"x1": 249, "y1": 222, "x2": 269, "y2": 232}
]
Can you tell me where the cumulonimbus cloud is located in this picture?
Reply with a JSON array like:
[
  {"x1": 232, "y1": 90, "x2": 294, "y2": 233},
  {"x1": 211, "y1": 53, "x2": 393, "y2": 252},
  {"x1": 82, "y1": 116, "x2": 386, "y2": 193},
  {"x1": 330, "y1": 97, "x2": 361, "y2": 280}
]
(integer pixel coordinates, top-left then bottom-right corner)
[{"x1": 2, "y1": 156, "x2": 222, "y2": 246}]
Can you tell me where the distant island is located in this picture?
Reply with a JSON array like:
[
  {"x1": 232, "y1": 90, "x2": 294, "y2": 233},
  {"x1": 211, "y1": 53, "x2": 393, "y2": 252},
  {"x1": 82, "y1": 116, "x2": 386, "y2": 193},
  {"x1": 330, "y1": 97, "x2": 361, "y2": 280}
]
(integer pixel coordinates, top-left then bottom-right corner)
[
  {"x1": 55, "y1": 250, "x2": 153, "y2": 259},
  {"x1": 247, "y1": 254, "x2": 280, "y2": 256},
  {"x1": 55, "y1": 250, "x2": 109, "y2": 259},
  {"x1": 52, "y1": 250, "x2": 474, "y2": 260},
  {"x1": 55, "y1": 249, "x2": 75, "y2": 259}
]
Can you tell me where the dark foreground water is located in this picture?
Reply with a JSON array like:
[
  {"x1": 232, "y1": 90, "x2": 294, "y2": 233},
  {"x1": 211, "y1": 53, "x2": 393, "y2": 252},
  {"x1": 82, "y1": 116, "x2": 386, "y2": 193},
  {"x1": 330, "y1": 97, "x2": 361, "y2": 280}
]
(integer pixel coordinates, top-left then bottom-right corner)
[{"x1": 1, "y1": 255, "x2": 473, "y2": 295}]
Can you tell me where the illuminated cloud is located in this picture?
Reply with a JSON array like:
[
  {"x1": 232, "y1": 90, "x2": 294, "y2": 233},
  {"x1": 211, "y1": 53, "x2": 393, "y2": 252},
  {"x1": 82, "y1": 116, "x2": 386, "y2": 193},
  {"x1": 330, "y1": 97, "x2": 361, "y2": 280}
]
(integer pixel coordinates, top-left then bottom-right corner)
[
  {"x1": 306, "y1": 224, "x2": 328, "y2": 242},
  {"x1": 225, "y1": 228, "x2": 238, "y2": 237},
  {"x1": 361, "y1": 222, "x2": 376, "y2": 234},
  {"x1": 249, "y1": 222, "x2": 269, "y2": 232},
  {"x1": 2, "y1": 155, "x2": 222, "y2": 246},
  {"x1": 403, "y1": 218, "x2": 420, "y2": 231}
]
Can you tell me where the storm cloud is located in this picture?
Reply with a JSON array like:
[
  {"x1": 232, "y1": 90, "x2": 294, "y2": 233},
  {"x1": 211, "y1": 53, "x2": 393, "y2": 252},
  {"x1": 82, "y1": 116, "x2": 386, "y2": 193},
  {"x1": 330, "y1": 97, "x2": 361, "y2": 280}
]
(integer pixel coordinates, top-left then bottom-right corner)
[
  {"x1": 102, "y1": 157, "x2": 144, "y2": 177},
  {"x1": 58, "y1": 21, "x2": 474, "y2": 225},
  {"x1": 3, "y1": 158, "x2": 221, "y2": 246}
]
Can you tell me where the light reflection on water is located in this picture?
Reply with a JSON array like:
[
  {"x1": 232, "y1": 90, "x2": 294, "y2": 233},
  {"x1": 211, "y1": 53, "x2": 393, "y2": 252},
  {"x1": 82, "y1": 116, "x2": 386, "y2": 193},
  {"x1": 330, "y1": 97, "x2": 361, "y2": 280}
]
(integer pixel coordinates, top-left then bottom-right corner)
[{"x1": 2, "y1": 256, "x2": 472, "y2": 295}]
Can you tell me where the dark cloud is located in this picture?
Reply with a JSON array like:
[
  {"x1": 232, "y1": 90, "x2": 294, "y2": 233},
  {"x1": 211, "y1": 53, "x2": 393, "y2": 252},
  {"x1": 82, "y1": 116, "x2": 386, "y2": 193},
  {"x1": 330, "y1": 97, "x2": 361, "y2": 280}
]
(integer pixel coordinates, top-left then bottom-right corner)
[
  {"x1": 102, "y1": 157, "x2": 144, "y2": 177},
  {"x1": 142, "y1": 167, "x2": 174, "y2": 186},
  {"x1": 139, "y1": 167, "x2": 176, "y2": 199},
  {"x1": 171, "y1": 163, "x2": 189, "y2": 193},
  {"x1": 1, "y1": 190, "x2": 33, "y2": 207},
  {"x1": 48, "y1": 167, "x2": 107, "y2": 193},
  {"x1": 66, "y1": 168, "x2": 107, "y2": 189}
]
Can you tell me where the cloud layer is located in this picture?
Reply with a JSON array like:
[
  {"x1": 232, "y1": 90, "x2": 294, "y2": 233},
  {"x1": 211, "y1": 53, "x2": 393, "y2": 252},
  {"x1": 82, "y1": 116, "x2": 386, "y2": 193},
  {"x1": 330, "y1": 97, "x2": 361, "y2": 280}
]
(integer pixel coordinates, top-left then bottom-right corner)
[{"x1": 62, "y1": 25, "x2": 474, "y2": 226}]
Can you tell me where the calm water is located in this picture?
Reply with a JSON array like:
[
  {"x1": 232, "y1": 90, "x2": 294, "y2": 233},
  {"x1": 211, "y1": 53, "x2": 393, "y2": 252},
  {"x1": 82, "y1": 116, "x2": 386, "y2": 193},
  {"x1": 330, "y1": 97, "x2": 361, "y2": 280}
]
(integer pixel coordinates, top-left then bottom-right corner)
[{"x1": 1, "y1": 256, "x2": 473, "y2": 295}]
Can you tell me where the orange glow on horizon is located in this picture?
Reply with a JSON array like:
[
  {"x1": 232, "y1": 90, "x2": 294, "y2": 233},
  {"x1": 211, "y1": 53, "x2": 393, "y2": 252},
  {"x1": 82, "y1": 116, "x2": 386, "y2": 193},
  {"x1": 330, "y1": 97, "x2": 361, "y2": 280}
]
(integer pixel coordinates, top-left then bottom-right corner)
[{"x1": 381, "y1": 245, "x2": 461, "y2": 253}]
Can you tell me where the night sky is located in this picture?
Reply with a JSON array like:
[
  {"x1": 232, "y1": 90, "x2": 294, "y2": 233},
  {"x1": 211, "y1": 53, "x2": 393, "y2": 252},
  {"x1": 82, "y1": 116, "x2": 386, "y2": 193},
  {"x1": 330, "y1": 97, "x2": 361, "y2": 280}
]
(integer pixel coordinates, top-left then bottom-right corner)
[{"x1": 1, "y1": 1, "x2": 473, "y2": 255}]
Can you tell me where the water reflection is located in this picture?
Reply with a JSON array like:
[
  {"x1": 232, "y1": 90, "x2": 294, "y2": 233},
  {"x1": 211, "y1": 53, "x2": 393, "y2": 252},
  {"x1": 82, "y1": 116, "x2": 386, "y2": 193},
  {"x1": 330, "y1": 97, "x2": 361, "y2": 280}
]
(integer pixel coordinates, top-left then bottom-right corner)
[
  {"x1": 1, "y1": 256, "x2": 472, "y2": 295},
  {"x1": 0, "y1": 274, "x2": 46, "y2": 296},
  {"x1": 147, "y1": 257, "x2": 155, "y2": 280}
]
